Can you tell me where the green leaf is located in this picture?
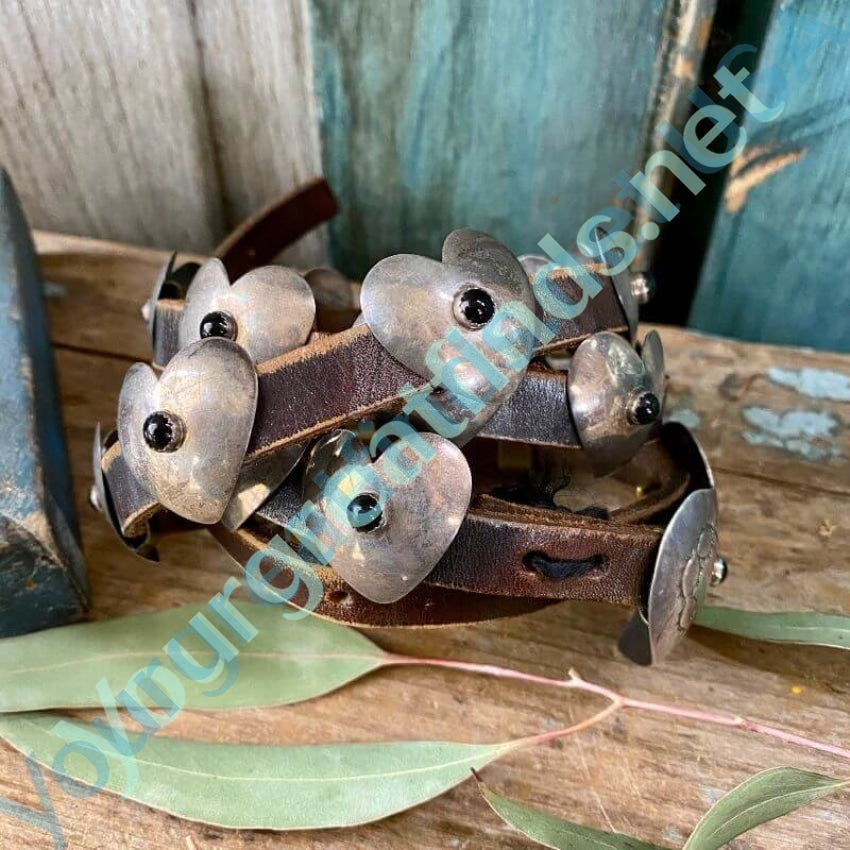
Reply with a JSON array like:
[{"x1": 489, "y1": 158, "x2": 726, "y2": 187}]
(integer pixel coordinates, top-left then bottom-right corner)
[
  {"x1": 0, "y1": 713, "x2": 517, "y2": 829},
  {"x1": 479, "y1": 782, "x2": 665, "y2": 849},
  {"x1": 0, "y1": 602, "x2": 386, "y2": 712},
  {"x1": 684, "y1": 767, "x2": 848, "y2": 850},
  {"x1": 694, "y1": 607, "x2": 850, "y2": 649}
]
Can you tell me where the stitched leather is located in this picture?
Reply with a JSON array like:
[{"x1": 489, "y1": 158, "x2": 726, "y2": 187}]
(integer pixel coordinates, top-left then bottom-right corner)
[{"x1": 201, "y1": 425, "x2": 698, "y2": 627}]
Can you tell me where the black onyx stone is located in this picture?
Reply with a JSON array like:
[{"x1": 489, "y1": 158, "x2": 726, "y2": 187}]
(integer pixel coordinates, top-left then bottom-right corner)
[
  {"x1": 142, "y1": 411, "x2": 183, "y2": 452},
  {"x1": 457, "y1": 287, "x2": 495, "y2": 327},
  {"x1": 199, "y1": 310, "x2": 236, "y2": 340},
  {"x1": 629, "y1": 391, "x2": 661, "y2": 426},
  {"x1": 346, "y1": 493, "x2": 383, "y2": 533}
]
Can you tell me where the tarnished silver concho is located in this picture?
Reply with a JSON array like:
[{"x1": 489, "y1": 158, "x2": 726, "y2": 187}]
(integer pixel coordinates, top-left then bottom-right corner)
[
  {"x1": 361, "y1": 229, "x2": 537, "y2": 445},
  {"x1": 619, "y1": 426, "x2": 725, "y2": 665},
  {"x1": 118, "y1": 338, "x2": 257, "y2": 524},
  {"x1": 567, "y1": 330, "x2": 666, "y2": 475},
  {"x1": 178, "y1": 258, "x2": 315, "y2": 364},
  {"x1": 140, "y1": 252, "x2": 198, "y2": 333},
  {"x1": 174, "y1": 257, "x2": 315, "y2": 525},
  {"x1": 303, "y1": 429, "x2": 472, "y2": 603}
]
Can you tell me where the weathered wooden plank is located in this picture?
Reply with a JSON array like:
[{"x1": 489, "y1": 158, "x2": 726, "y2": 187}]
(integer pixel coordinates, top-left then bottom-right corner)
[
  {"x1": 0, "y1": 0, "x2": 224, "y2": 251},
  {"x1": 0, "y1": 176, "x2": 87, "y2": 638},
  {"x1": 689, "y1": 0, "x2": 850, "y2": 351},
  {"x1": 34, "y1": 230, "x2": 200, "y2": 362},
  {"x1": 190, "y1": 0, "x2": 327, "y2": 268},
  {"x1": 309, "y1": 0, "x2": 669, "y2": 276},
  {"x1": 0, "y1": 233, "x2": 848, "y2": 848}
]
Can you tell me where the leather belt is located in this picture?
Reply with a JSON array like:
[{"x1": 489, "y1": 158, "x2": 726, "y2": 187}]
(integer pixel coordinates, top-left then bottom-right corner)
[
  {"x1": 104, "y1": 271, "x2": 631, "y2": 533},
  {"x1": 92, "y1": 179, "x2": 723, "y2": 664},
  {"x1": 208, "y1": 423, "x2": 696, "y2": 627}
]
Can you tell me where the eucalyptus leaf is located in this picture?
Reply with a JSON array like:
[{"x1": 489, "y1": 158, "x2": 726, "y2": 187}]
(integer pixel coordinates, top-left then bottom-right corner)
[
  {"x1": 479, "y1": 783, "x2": 665, "y2": 850},
  {"x1": 683, "y1": 767, "x2": 848, "y2": 849},
  {"x1": 0, "y1": 714, "x2": 517, "y2": 830},
  {"x1": 695, "y1": 607, "x2": 850, "y2": 649},
  {"x1": 0, "y1": 602, "x2": 386, "y2": 712}
]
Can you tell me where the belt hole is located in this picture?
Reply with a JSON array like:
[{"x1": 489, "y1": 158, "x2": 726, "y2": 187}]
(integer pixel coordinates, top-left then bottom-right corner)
[
  {"x1": 522, "y1": 552, "x2": 607, "y2": 581},
  {"x1": 327, "y1": 589, "x2": 352, "y2": 606}
]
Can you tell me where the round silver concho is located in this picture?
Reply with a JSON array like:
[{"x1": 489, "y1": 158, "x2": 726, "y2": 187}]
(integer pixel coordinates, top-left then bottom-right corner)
[{"x1": 619, "y1": 487, "x2": 719, "y2": 665}]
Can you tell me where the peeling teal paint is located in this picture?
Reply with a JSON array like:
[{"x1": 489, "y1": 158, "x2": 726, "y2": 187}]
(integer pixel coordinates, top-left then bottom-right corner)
[
  {"x1": 0, "y1": 172, "x2": 88, "y2": 636},
  {"x1": 767, "y1": 366, "x2": 850, "y2": 402},
  {"x1": 741, "y1": 405, "x2": 842, "y2": 461},
  {"x1": 664, "y1": 825, "x2": 685, "y2": 844}
]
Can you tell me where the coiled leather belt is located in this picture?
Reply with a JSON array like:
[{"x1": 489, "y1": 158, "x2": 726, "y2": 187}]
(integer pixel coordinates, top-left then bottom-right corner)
[{"x1": 92, "y1": 180, "x2": 726, "y2": 665}]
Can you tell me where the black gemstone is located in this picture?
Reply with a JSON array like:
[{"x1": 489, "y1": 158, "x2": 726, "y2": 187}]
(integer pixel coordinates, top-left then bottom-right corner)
[
  {"x1": 142, "y1": 411, "x2": 183, "y2": 452},
  {"x1": 199, "y1": 310, "x2": 236, "y2": 340},
  {"x1": 629, "y1": 391, "x2": 661, "y2": 426},
  {"x1": 346, "y1": 493, "x2": 383, "y2": 533},
  {"x1": 457, "y1": 287, "x2": 495, "y2": 327}
]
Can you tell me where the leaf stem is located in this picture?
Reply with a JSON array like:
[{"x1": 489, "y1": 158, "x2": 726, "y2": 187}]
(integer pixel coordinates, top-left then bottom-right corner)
[{"x1": 382, "y1": 654, "x2": 850, "y2": 763}]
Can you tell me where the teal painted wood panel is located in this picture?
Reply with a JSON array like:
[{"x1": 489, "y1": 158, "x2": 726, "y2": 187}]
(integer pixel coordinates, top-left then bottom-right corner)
[
  {"x1": 310, "y1": 0, "x2": 667, "y2": 277},
  {"x1": 690, "y1": 0, "x2": 850, "y2": 352}
]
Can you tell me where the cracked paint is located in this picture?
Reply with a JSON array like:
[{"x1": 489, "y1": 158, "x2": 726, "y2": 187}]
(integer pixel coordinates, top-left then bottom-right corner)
[
  {"x1": 742, "y1": 406, "x2": 841, "y2": 461},
  {"x1": 767, "y1": 367, "x2": 850, "y2": 403}
]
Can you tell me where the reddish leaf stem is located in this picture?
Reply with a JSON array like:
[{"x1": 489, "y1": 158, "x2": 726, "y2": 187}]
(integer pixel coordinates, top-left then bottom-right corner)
[{"x1": 382, "y1": 654, "x2": 850, "y2": 762}]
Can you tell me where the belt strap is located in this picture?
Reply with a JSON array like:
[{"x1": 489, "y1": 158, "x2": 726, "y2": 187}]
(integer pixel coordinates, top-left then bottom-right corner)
[{"x1": 207, "y1": 425, "x2": 694, "y2": 627}]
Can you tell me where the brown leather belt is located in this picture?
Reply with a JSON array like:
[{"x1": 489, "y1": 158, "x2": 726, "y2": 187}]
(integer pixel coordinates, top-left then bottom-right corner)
[
  {"x1": 93, "y1": 179, "x2": 721, "y2": 664},
  {"x1": 105, "y1": 263, "x2": 631, "y2": 532},
  {"x1": 207, "y1": 423, "x2": 698, "y2": 627}
]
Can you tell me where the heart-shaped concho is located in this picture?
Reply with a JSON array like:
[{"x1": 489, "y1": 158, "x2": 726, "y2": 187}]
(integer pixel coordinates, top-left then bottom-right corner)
[
  {"x1": 178, "y1": 257, "x2": 315, "y2": 526},
  {"x1": 302, "y1": 429, "x2": 472, "y2": 603},
  {"x1": 361, "y1": 229, "x2": 537, "y2": 446},
  {"x1": 568, "y1": 330, "x2": 666, "y2": 475},
  {"x1": 178, "y1": 257, "x2": 315, "y2": 365},
  {"x1": 118, "y1": 338, "x2": 257, "y2": 524}
]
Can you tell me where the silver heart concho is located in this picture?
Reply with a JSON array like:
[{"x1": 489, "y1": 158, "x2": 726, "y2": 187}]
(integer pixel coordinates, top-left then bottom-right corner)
[
  {"x1": 618, "y1": 424, "x2": 725, "y2": 665},
  {"x1": 118, "y1": 338, "x2": 257, "y2": 525},
  {"x1": 178, "y1": 257, "x2": 316, "y2": 365},
  {"x1": 177, "y1": 258, "x2": 317, "y2": 527},
  {"x1": 361, "y1": 229, "x2": 538, "y2": 446},
  {"x1": 302, "y1": 429, "x2": 472, "y2": 603},
  {"x1": 567, "y1": 330, "x2": 666, "y2": 475}
]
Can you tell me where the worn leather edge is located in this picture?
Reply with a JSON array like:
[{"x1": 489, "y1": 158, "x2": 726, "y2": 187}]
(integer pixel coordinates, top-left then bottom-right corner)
[{"x1": 213, "y1": 178, "x2": 339, "y2": 280}]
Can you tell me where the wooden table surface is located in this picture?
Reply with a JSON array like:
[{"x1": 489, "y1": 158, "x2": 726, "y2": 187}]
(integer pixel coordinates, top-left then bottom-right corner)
[{"x1": 1, "y1": 231, "x2": 849, "y2": 849}]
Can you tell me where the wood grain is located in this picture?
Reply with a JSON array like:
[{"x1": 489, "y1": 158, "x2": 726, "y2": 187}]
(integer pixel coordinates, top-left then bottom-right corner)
[
  {"x1": 189, "y1": 0, "x2": 326, "y2": 268},
  {"x1": 689, "y1": 0, "x2": 850, "y2": 352},
  {"x1": 0, "y1": 232, "x2": 849, "y2": 848},
  {"x1": 309, "y1": 0, "x2": 668, "y2": 277},
  {"x1": 0, "y1": 0, "x2": 224, "y2": 252}
]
